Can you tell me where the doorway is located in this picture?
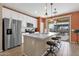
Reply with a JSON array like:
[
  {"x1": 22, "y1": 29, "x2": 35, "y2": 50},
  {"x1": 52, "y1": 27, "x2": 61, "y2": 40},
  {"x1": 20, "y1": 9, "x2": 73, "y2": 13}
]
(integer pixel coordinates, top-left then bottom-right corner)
[{"x1": 48, "y1": 15, "x2": 71, "y2": 42}]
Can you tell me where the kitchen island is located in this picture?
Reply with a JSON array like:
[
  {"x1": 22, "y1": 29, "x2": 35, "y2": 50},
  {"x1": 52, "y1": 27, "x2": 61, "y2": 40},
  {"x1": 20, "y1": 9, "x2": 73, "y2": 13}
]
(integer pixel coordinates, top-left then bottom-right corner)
[{"x1": 23, "y1": 32, "x2": 57, "y2": 56}]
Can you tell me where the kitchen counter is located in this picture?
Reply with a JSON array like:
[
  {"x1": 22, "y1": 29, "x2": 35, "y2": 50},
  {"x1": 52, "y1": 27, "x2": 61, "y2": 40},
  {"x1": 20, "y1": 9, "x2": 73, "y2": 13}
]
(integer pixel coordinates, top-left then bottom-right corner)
[
  {"x1": 23, "y1": 32, "x2": 57, "y2": 39},
  {"x1": 23, "y1": 32, "x2": 57, "y2": 56}
]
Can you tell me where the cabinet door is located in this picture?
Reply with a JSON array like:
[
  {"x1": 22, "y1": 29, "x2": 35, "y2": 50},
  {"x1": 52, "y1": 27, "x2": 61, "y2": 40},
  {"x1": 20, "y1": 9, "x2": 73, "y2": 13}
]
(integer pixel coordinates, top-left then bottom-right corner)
[
  {"x1": 3, "y1": 18, "x2": 9, "y2": 50},
  {"x1": 10, "y1": 20, "x2": 14, "y2": 48},
  {"x1": 12, "y1": 20, "x2": 22, "y2": 46},
  {"x1": 16, "y1": 20, "x2": 22, "y2": 45},
  {"x1": 3, "y1": 18, "x2": 12, "y2": 50}
]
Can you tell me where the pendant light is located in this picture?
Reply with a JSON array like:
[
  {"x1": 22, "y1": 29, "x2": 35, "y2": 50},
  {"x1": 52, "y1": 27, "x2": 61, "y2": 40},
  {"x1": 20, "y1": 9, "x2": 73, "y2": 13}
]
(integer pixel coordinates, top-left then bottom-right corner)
[
  {"x1": 53, "y1": 8, "x2": 57, "y2": 14},
  {"x1": 50, "y1": 3, "x2": 53, "y2": 17},
  {"x1": 45, "y1": 3, "x2": 48, "y2": 16}
]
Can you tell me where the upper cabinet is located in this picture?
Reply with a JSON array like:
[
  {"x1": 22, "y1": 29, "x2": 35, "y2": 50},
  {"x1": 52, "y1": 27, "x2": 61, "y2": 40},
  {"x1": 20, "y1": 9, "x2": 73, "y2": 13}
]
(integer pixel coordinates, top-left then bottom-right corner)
[{"x1": 2, "y1": 7, "x2": 37, "y2": 29}]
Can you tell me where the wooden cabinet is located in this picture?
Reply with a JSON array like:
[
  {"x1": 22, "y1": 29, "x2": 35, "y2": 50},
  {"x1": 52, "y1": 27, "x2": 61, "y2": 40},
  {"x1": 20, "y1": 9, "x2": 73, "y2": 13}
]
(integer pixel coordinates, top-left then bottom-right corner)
[{"x1": 23, "y1": 36, "x2": 50, "y2": 56}]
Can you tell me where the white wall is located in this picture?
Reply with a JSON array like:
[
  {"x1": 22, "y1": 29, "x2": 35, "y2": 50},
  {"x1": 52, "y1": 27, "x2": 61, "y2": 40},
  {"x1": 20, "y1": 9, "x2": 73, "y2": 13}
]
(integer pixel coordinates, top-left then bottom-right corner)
[{"x1": 2, "y1": 8, "x2": 37, "y2": 32}]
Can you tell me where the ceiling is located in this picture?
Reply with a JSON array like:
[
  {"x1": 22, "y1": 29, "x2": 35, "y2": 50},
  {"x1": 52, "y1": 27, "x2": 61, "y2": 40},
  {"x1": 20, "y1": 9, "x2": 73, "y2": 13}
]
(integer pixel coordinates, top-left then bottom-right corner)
[{"x1": 2, "y1": 3, "x2": 79, "y2": 17}]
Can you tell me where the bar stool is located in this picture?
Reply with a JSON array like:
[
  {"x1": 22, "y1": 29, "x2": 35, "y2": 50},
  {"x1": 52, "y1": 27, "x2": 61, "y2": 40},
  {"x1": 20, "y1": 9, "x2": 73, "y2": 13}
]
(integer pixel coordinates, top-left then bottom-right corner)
[
  {"x1": 51, "y1": 37, "x2": 61, "y2": 49},
  {"x1": 56, "y1": 37, "x2": 61, "y2": 43},
  {"x1": 52, "y1": 36, "x2": 61, "y2": 43},
  {"x1": 44, "y1": 41, "x2": 57, "y2": 56}
]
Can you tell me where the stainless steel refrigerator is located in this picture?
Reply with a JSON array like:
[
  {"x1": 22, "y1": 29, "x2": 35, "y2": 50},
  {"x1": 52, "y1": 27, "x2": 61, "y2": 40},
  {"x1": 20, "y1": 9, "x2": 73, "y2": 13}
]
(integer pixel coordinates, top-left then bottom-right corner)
[{"x1": 3, "y1": 18, "x2": 22, "y2": 50}]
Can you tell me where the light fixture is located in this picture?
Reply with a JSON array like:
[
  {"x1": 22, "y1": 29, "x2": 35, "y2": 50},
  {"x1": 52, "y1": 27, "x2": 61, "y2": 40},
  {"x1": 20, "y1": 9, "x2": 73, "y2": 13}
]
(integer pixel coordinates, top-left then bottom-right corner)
[
  {"x1": 50, "y1": 3, "x2": 53, "y2": 17},
  {"x1": 44, "y1": 3, "x2": 57, "y2": 17},
  {"x1": 45, "y1": 3, "x2": 48, "y2": 16},
  {"x1": 53, "y1": 8, "x2": 57, "y2": 14}
]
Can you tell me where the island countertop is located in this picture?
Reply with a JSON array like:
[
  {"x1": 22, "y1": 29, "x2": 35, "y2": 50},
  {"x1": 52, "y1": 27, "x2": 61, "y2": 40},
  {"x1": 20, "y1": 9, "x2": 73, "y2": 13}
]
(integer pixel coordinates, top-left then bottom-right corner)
[
  {"x1": 23, "y1": 32, "x2": 58, "y2": 56},
  {"x1": 23, "y1": 32, "x2": 57, "y2": 39}
]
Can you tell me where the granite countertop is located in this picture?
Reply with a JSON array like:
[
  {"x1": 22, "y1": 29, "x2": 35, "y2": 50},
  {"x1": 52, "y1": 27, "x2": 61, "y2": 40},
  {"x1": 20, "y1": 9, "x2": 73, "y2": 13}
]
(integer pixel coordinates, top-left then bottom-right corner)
[{"x1": 22, "y1": 32, "x2": 57, "y2": 39}]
